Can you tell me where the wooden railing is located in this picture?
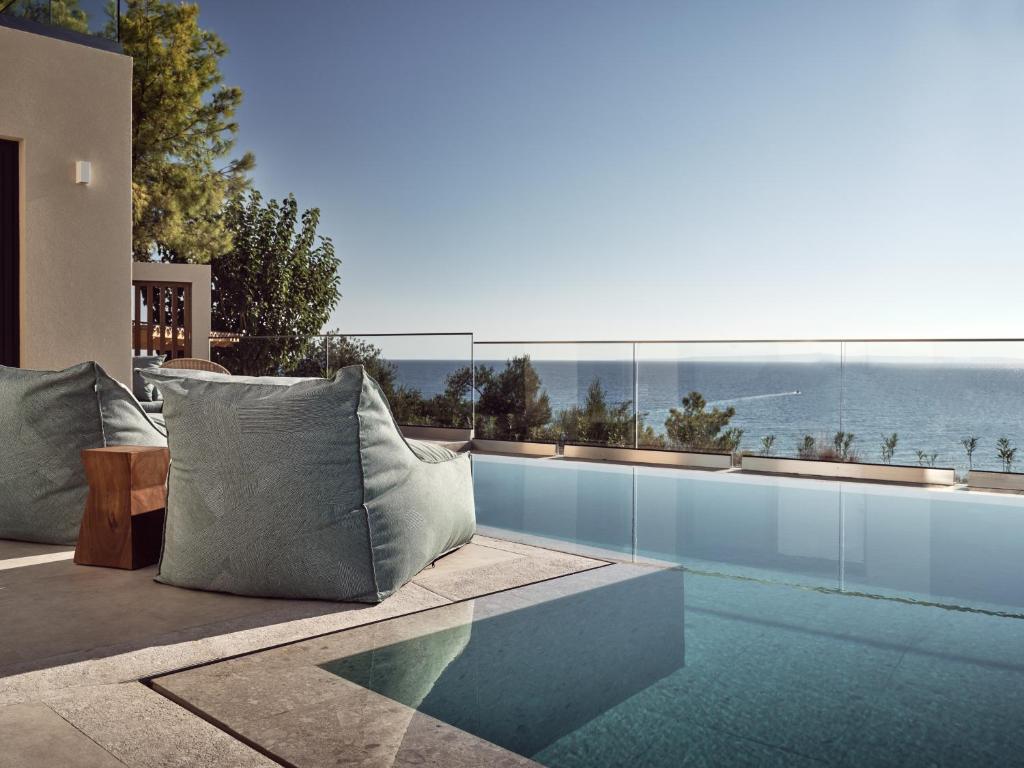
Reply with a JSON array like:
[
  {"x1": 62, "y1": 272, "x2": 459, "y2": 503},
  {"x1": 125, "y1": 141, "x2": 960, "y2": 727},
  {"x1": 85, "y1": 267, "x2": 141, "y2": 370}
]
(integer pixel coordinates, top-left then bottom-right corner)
[{"x1": 132, "y1": 280, "x2": 192, "y2": 359}]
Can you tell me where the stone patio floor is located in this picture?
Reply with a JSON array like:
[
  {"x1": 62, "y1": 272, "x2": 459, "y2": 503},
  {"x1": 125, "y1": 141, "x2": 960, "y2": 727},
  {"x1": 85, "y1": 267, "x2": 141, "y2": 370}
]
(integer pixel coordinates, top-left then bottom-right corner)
[{"x1": 0, "y1": 536, "x2": 607, "y2": 767}]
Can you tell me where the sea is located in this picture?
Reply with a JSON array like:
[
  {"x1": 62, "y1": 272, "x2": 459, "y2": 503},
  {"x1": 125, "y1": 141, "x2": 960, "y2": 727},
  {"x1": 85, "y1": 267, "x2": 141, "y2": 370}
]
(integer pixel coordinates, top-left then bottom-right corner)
[{"x1": 392, "y1": 359, "x2": 1024, "y2": 475}]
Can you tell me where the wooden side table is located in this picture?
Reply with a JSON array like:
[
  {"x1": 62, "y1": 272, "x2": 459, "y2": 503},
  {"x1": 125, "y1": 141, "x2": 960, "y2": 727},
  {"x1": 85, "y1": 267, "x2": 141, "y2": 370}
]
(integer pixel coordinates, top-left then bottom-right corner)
[{"x1": 74, "y1": 446, "x2": 170, "y2": 570}]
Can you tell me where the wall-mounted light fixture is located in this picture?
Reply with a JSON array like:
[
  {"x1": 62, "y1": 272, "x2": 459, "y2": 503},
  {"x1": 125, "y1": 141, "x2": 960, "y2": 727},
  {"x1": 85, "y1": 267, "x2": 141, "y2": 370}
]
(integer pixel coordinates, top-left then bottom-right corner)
[{"x1": 75, "y1": 161, "x2": 91, "y2": 185}]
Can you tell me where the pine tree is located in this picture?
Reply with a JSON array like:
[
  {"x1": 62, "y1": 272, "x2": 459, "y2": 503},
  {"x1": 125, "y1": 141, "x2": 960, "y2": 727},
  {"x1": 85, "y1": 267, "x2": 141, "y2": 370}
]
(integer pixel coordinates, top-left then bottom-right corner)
[{"x1": 120, "y1": 0, "x2": 254, "y2": 262}]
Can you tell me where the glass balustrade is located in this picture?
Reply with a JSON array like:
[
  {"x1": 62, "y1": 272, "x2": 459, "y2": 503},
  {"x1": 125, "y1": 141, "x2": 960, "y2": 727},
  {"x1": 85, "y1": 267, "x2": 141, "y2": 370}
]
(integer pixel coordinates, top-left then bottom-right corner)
[
  {"x1": 471, "y1": 342, "x2": 635, "y2": 445},
  {"x1": 209, "y1": 332, "x2": 473, "y2": 429},
  {"x1": 841, "y1": 340, "x2": 1024, "y2": 477},
  {"x1": 208, "y1": 334, "x2": 1024, "y2": 477},
  {"x1": 1, "y1": 0, "x2": 121, "y2": 42},
  {"x1": 635, "y1": 341, "x2": 843, "y2": 458}
]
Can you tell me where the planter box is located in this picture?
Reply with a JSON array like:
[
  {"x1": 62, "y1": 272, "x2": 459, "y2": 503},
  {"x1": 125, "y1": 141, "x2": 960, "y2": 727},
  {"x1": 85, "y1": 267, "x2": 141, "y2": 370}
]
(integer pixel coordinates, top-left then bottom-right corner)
[
  {"x1": 967, "y1": 470, "x2": 1024, "y2": 491},
  {"x1": 471, "y1": 439, "x2": 557, "y2": 457},
  {"x1": 562, "y1": 444, "x2": 732, "y2": 470},
  {"x1": 741, "y1": 455, "x2": 956, "y2": 486},
  {"x1": 400, "y1": 424, "x2": 473, "y2": 444}
]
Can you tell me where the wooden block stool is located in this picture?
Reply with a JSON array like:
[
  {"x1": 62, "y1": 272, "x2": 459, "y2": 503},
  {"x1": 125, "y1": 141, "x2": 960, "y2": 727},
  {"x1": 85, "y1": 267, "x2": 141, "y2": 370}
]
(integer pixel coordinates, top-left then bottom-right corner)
[{"x1": 74, "y1": 446, "x2": 170, "y2": 570}]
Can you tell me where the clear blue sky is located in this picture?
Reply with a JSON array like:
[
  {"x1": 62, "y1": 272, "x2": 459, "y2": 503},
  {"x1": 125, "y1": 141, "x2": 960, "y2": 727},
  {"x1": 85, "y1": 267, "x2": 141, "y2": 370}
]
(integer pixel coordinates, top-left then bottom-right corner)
[{"x1": 198, "y1": 0, "x2": 1024, "y2": 342}]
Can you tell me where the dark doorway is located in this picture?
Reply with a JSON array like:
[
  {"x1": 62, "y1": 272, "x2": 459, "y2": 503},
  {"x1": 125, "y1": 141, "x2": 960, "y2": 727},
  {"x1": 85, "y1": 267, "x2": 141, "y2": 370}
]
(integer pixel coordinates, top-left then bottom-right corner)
[{"x1": 0, "y1": 139, "x2": 18, "y2": 367}]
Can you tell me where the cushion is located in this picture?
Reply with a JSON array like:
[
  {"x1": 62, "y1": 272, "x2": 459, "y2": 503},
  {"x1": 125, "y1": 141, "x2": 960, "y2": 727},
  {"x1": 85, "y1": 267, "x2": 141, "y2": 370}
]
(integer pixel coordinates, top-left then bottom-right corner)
[
  {"x1": 149, "y1": 365, "x2": 475, "y2": 602},
  {"x1": 141, "y1": 367, "x2": 314, "y2": 387},
  {"x1": 0, "y1": 362, "x2": 167, "y2": 544},
  {"x1": 132, "y1": 355, "x2": 165, "y2": 402}
]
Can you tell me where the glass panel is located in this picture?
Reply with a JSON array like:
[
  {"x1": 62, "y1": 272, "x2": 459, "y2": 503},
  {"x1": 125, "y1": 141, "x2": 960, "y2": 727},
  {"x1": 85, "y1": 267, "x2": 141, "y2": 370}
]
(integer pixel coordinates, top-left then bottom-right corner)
[
  {"x1": 210, "y1": 335, "x2": 327, "y2": 376},
  {"x1": 2, "y1": 0, "x2": 119, "y2": 40},
  {"x1": 842, "y1": 341, "x2": 1024, "y2": 476},
  {"x1": 209, "y1": 333, "x2": 472, "y2": 427},
  {"x1": 841, "y1": 483, "x2": 1024, "y2": 612},
  {"x1": 330, "y1": 334, "x2": 473, "y2": 428},
  {"x1": 473, "y1": 454, "x2": 634, "y2": 559},
  {"x1": 472, "y1": 342, "x2": 635, "y2": 445},
  {"x1": 473, "y1": 447, "x2": 1024, "y2": 612},
  {"x1": 74, "y1": 0, "x2": 116, "y2": 38},
  {"x1": 636, "y1": 341, "x2": 843, "y2": 459},
  {"x1": 635, "y1": 467, "x2": 840, "y2": 590}
]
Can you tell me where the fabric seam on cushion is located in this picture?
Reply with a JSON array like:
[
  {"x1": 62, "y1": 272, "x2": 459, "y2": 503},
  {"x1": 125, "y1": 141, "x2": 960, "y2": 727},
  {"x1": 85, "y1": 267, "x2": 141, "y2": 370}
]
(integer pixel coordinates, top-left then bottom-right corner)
[
  {"x1": 355, "y1": 372, "x2": 383, "y2": 600},
  {"x1": 91, "y1": 362, "x2": 111, "y2": 448},
  {"x1": 360, "y1": 503, "x2": 382, "y2": 600},
  {"x1": 153, "y1": 458, "x2": 172, "y2": 581}
]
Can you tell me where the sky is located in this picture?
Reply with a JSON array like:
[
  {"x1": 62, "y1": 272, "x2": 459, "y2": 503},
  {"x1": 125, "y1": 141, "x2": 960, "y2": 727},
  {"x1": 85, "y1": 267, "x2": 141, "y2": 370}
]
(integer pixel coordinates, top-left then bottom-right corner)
[{"x1": 196, "y1": 0, "x2": 1024, "y2": 344}]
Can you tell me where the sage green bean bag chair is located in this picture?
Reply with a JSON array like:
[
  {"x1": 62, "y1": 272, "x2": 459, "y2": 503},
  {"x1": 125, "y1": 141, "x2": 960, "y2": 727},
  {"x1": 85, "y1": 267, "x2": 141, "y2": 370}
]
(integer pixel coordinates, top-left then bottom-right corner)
[
  {"x1": 143, "y1": 365, "x2": 475, "y2": 602},
  {"x1": 0, "y1": 362, "x2": 168, "y2": 544}
]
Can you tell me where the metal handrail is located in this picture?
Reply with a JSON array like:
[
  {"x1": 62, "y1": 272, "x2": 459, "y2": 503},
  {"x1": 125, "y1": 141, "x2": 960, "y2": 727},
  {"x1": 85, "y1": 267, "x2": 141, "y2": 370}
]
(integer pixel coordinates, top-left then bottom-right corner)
[
  {"x1": 215, "y1": 333, "x2": 1024, "y2": 344},
  {"x1": 214, "y1": 332, "x2": 473, "y2": 339},
  {"x1": 474, "y1": 337, "x2": 1024, "y2": 345}
]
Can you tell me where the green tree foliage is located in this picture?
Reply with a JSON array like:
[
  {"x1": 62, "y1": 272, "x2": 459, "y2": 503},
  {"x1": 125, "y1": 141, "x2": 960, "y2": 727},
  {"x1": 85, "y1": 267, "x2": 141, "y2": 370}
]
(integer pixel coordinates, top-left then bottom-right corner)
[
  {"x1": 121, "y1": 0, "x2": 254, "y2": 262},
  {"x1": 211, "y1": 192, "x2": 338, "y2": 375},
  {"x1": 475, "y1": 356, "x2": 552, "y2": 441},
  {"x1": 429, "y1": 366, "x2": 475, "y2": 429},
  {"x1": 795, "y1": 432, "x2": 858, "y2": 462},
  {"x1": 551, "y1": 378, "x2": 648, "y2": 447},
  {"x1": 961, "y1": 436, "x2": 979, "y2": 470},
  {"x1": 664, "y1": 391, "x2": 743, "y2": 453},
  {"x1": 830, "y1": 431, "x2": 856, "y2": 462},
  {"x1": 880, "y1": 433, "x2": 898, "y2": 464},
  {"x1": 997, "y1": 437, "x2": 1017, "y2": 473},
  {"x1": 760, "y1": 435, "x2": 776, "y2": 456},
  {"x1": 5, "y1": 0, "x2": 88, "y2": 32},
  {"x1": 797, "y1": 435, "x2": 817, "y2": 459},
  {"x1": 288, "y1": 337, "x2": 475, "y2": 429}
]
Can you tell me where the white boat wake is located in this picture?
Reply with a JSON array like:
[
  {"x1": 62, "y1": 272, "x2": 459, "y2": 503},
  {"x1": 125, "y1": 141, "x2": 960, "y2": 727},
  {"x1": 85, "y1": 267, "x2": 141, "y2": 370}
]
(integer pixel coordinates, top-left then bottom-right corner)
[{"x1": 707, "y1": 391, "x2": 801, "y2": 406}]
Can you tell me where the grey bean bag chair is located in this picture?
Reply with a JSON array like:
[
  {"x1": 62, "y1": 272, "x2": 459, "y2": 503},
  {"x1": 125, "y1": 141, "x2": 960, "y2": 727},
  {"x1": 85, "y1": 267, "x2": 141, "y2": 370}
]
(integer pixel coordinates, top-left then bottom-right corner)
[
  {"x1": 0, "y1": 362, "x2": 168, "y2": 544},
  {"x1": 142, "y1": 365, "x2": 476, "y2": 602}
]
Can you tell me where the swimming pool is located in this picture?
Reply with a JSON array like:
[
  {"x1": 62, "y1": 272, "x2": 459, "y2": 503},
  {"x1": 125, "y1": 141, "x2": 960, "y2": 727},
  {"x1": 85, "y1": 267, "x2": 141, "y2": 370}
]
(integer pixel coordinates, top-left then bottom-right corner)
[
  {"x1": 473, "y1": 454, "x2": 1024, "y2": 615},
  {"x1": 312, "y1": 456, "x2": 1024, "y2": 767}
]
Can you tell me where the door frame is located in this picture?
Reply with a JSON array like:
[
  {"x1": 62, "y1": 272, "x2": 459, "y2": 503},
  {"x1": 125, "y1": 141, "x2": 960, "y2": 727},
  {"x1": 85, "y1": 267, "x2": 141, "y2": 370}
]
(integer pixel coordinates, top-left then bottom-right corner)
[{"x1": 0, "y1": 137, "x2": 19, "y2": 368}]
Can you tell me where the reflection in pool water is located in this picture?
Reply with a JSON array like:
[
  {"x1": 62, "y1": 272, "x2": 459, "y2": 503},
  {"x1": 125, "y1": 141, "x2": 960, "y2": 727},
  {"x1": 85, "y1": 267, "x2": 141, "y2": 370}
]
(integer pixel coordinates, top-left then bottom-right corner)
[{"x1": 324, "y1": 569, "x2": 686, "y2": 758}]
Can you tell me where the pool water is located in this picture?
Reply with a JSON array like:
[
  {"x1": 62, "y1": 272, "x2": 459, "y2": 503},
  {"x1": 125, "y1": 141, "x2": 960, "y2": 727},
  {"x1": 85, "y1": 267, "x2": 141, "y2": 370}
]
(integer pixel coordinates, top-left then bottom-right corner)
[{"x1": 321, "y1": 456, "x2": 1024, "y2": 767}]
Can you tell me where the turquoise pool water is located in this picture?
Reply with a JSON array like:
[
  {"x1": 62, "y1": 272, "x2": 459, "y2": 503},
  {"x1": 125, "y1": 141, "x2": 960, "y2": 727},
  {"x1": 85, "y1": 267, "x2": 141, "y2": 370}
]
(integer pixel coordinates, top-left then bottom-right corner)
[{"x1": 323, "y1": 457, "x2": 1024, "y2": 766}]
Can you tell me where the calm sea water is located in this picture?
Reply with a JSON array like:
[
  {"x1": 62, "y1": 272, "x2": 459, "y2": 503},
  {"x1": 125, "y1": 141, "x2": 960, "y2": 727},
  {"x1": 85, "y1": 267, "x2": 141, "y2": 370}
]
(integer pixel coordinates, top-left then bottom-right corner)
[{"x1": 392, "y1": 359, "x2": 1024, "y2": 473}]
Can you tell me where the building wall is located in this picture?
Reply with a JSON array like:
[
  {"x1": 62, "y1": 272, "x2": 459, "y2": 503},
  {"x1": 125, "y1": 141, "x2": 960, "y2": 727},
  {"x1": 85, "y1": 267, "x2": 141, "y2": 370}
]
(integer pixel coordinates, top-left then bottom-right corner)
[{"x1": 0, "y1": 25, "x2": 133, "y2": 383}]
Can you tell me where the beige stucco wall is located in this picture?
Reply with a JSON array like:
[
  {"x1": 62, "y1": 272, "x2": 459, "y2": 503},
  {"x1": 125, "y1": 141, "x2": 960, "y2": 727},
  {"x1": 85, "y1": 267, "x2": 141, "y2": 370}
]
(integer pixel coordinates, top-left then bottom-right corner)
[
  {"x1": 0, "y1": 25, "x2": 133, "y2": 383},
  {"x1": 131, "y1": 262, "x2": 212, "y2": 360}
]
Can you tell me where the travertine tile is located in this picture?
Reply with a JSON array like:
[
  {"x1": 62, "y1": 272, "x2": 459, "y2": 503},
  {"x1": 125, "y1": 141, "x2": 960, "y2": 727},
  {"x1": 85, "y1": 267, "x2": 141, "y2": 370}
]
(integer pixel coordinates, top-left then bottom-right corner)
[
  {"x1": 43, "y1": 682, "x2": 276, "y2": 768},
  {"x1": 0, "y1": 581, "x2": 449, "y2": 706},
  {"x1": 211, "y1": 678, "x2": 538, "y2": 767},
  {"x1": 0, "y1": 702, "x2": 125, "y2": 768}
]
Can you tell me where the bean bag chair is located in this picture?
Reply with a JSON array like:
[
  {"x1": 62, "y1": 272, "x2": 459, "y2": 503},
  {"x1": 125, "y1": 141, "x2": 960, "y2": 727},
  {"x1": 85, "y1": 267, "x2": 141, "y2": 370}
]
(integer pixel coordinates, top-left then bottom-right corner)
[
  {"x1": 0, "y1": 362, "x2": 167, "y2": 544},
  {"x1": 142, "y1": 365, "x2": 475, "y2": 602}
]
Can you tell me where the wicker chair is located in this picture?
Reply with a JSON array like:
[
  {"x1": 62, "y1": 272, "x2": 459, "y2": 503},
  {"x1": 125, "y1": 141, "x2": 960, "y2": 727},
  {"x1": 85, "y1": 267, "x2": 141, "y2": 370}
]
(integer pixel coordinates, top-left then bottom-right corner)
[{"x1": 161, "y1": 358, "x2": 230, "y2": 375}]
